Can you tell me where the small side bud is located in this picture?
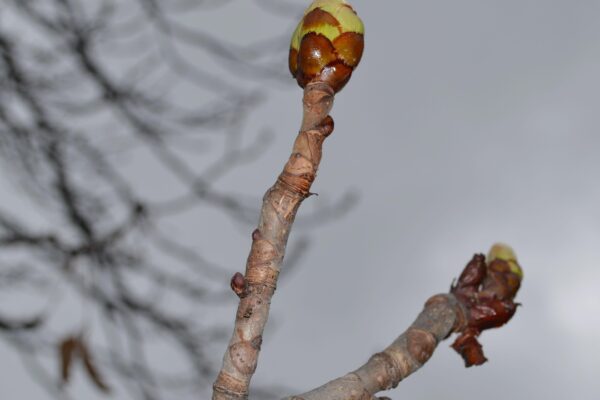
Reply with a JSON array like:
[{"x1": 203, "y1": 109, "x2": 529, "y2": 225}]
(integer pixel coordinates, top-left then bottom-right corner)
[
  {"x1": 319, "y1": 115, "x2": 335, "y2": 136},
  {"x1": 230, "y1": 272, "x2": 247, "y2": 298}
]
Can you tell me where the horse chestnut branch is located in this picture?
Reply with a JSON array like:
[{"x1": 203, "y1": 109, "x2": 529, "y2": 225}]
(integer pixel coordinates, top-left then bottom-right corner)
[{"x1": 289, "y1": 0, "x2": 365, "y2": 93}]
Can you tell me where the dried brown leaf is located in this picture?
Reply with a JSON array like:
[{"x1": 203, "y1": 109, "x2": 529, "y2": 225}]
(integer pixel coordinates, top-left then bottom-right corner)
[
  {"x1": 59, "y1": 337, "x2": 79, "y2": 384},
  {"x1": 78, "y1": 338, "x2": 111, "y2": 393}
]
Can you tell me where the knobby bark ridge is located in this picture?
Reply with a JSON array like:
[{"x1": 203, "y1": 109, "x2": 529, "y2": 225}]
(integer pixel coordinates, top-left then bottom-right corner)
[
  {"x1": 283, "y1": 294, "x2": 461, "y2": 400},
  {"x1": 213, "y1": 82, "x2": 336, "y2": 400}
]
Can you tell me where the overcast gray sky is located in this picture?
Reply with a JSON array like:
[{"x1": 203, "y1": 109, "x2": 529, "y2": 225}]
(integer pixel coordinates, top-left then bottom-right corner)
[{"x1": 1, "y1": 1, "x2": 600, "y2": 399}]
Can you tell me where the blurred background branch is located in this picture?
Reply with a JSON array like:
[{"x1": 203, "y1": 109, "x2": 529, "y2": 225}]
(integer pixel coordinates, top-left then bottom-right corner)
[{"x1": 0, "y1": 1, "x2": 354, "y2": 399}]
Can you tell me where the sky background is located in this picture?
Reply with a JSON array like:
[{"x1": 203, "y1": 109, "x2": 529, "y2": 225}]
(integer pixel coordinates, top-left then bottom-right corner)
[{"x1": 2, "y1": 0, "x2": 600, "y2": 399}]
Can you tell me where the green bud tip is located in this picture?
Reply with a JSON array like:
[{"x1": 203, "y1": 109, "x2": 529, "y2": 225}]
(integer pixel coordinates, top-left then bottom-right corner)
[{"x1": 487, "y1": 243, "x2": 523, "y2": 279}]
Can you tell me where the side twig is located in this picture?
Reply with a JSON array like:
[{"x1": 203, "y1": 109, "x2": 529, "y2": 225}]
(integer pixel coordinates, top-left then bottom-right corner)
[
  {"x1": 284, "y1": 294, "x2": 461, "y2": 400},
  {"x1": 283, "y1": 245, "x2": 523, "y2": 400},
  {"x1": 213, "y1": 82, "x2": 336, "y2": 400}
]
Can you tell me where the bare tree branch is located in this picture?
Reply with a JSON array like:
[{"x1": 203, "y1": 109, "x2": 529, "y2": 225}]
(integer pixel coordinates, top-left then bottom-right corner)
[
  {"x1": 282, "y1": 248, "x2": 523, "y2": 400},
  {"x1": 284, "y1": 295, "x2": 461, "y2": 400},
  {"x1": 213, "y1": 82, "x2": 335, "y2": 400}
]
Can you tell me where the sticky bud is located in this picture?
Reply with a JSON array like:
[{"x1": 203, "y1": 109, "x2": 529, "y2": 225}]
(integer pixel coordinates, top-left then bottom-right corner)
[{"x1": 289, "y1": 0, "x2": 364, "y2": 93}]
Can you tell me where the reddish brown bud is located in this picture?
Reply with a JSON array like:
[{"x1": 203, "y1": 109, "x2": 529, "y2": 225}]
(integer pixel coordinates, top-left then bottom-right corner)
[
  {"x1": 230, "y1": 272, "x2": 247, "y2": 298},
  {"x1": 319, "y1": 115, "x2": 335, "y2": 136},
  {"x1": 450, "y1": 245, "x2": 523, "y2": 367}
]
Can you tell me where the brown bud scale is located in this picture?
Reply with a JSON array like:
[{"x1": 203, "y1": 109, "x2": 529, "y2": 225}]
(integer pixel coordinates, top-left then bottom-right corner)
[
  {"x1": 333, "y1": 32, "x2": 364, "y2": 67},
  {"x1": 303, "y1": 8, "x2": 341, "y2": 30}
]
